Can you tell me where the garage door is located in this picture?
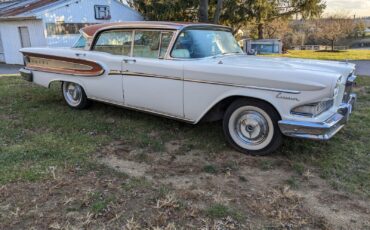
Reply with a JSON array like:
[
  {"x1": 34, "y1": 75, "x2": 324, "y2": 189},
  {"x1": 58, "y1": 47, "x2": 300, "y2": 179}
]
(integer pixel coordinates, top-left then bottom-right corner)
[{"x1": 0, "y1": 31, "x2": 4, "y2": 63}]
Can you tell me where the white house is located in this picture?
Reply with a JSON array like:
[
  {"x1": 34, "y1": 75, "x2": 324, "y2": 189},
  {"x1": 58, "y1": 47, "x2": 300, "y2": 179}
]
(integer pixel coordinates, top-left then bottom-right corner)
[{"x1": 0, "y1": 0, "x2": 143, "y2": 64}]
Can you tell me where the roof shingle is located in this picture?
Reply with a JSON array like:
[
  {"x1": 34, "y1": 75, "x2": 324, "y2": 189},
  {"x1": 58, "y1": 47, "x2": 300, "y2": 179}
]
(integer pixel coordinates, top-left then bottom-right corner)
[{"x1": 0, "y1": 0, "x2": 58, "y2": 17}]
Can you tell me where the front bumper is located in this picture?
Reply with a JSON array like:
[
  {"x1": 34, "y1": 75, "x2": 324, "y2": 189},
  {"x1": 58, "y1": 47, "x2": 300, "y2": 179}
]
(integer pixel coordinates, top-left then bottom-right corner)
[
  {"x1": 278, "y1": 93, "x2": 357, "y2": 140},
  {"x1": 19, "y1": 68, "x2": 33, "y2": 82}
]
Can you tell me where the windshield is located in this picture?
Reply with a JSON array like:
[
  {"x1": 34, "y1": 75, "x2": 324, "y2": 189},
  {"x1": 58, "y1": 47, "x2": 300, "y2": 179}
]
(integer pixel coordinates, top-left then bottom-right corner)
[{"x1": 171, "y1": 29, "x2": 243, "y2": 59}]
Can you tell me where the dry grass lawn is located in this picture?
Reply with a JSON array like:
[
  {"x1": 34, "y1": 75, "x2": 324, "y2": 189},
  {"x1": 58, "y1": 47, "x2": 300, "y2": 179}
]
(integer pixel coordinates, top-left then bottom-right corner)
[{"x1": 266, "y1": 49, "x2": 370, "y2": 60}]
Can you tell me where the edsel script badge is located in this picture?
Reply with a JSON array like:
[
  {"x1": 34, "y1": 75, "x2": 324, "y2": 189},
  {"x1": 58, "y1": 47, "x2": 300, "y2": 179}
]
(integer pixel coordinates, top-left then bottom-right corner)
[{"x1": 276, "y1": 93, "x2": 299, "y2": 101}]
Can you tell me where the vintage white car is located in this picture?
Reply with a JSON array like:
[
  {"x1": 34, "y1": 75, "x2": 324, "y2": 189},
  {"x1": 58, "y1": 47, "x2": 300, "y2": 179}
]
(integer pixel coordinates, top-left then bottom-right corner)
[{"x1": 19, "y1": 22, "x2": 357, "y2": 155}]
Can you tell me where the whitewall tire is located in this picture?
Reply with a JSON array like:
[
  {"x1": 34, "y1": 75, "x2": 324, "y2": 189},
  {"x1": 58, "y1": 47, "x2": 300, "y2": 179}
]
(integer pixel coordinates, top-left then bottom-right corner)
[
  {"x1": 223, "y1": 98, "x2": 283, "y2": 155},
  {"x1": 62, "y1": 82, "x2": 91, "y2": 109}
]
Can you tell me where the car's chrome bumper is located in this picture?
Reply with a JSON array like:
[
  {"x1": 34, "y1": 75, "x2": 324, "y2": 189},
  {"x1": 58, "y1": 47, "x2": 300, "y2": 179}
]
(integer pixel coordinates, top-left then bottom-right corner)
[
  {"x1": 278, "y1": 93, "x2": 357, "y2": 140},
  {"x1": 20, "y1": 68, "x2": 33, "y2": 82}
]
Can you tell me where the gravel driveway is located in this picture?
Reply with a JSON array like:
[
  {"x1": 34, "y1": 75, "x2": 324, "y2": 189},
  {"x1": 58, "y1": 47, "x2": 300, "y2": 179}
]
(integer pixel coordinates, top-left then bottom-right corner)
[{"x1": 350, "y1": 61, "x2": 370, "y2": 76}]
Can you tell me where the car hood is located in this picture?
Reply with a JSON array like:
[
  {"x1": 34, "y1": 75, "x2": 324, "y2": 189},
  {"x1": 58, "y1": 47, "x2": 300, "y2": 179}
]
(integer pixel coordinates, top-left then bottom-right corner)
[
  {"x1": 185, "y1": 54, "x2": 356, "y2": 94},
  {"x1": 216, "y1": 55, "x2": 355, "y2": 80}
]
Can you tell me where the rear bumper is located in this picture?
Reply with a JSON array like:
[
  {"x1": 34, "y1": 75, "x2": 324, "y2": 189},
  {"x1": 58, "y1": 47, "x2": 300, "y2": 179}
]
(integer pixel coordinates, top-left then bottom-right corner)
[
  {"x1": 19, "y1": 68, "x2": 33, "y2": 82},
  {"x1": 278, "y1": 93, "x2": 356, "y2": 140}
]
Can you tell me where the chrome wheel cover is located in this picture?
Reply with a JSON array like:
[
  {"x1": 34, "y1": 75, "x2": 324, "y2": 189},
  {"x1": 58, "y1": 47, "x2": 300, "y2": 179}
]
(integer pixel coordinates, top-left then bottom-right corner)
[
  {"x1": 63, "y1": 82, "x2": 83, "y2": 107},
  {"x1": 228, "y1": 106, "x2": 274, "y2": 151}
]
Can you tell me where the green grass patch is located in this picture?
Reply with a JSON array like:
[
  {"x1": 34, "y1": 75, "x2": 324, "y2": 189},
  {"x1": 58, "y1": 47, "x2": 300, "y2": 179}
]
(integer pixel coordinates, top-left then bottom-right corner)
[
  {"x1": 286, "y1": 176, "x2": 301, "y2": 189},
  {"x1": 205, "y1": 203, "x2": 243, "y2": 221},
  {"x1": 291, "y1": 162, "x2": 305, "y2": 175},
  {"x1": 122, "y1": 177, "x2": 151, "y2": 191},
  {"x1": 258, "y1": 159, "x2": 275, "y2": 171},
  {"x1": 265, "y1": 49, "x2": 370, "y2": 60},
  {"x1": 89, "y1": 192, "x2": 115, "y2": 214},
  {"x1": 203, "y1": 164, "x2": 218, "y2": 174}
]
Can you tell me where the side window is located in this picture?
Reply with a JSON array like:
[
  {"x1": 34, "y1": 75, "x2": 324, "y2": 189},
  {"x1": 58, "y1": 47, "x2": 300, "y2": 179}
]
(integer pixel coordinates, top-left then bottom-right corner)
[
  {"x1": 159, "y1": 32, "x2": 173, "y2": 59},
  {"x1": 73, "y1": 35, "x2": 86, "y2": 49},
  {"x1": 171, "y1": 31, "x2": 192, "y2": 59},
  {"x1": 133, "y1": 31, "x2": 161, "y2": 58},
  {"x1": 93, "y1": 30, "x2": 132, "y2": 56}
]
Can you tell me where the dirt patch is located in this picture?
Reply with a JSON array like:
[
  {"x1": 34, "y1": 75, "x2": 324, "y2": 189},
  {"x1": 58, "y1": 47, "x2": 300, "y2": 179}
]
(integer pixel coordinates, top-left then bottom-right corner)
[
  {"x1": 100, "y1": 155, "x2": 151, "y2": 178},
  {"x1": 0, "y1": 168, "x2": 210, "y2": 229},
  {"x1": 295, "y1": 175, "x2": 370, "y2": 229}
]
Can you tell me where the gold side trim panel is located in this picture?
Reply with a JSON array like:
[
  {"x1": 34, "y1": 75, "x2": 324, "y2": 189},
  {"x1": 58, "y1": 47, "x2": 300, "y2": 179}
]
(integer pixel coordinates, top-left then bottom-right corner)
[{"x1": 22, "y1": 52, "x2": 105, "y2": 76}]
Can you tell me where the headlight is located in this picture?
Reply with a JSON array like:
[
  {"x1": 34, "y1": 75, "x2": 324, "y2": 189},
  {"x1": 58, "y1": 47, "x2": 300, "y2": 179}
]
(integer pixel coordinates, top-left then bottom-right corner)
[{"x1": 291, "y1": 99, "x2": 334, "y2": 117}]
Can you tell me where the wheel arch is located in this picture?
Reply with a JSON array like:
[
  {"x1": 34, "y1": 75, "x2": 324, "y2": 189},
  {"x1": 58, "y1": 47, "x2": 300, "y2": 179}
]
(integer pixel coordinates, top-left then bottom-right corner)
[
  {"x1": 197, "y1": 94, "x2": 282, "y2": 124},
  {"x1": 48, "y1": 79, "x2": 86, "y2": 90}
]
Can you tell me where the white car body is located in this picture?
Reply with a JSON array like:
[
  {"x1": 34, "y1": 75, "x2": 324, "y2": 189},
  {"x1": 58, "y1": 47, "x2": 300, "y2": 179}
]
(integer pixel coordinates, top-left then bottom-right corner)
[{"x1": 19, "y1": 22, "x2": 357, "y2": 154}]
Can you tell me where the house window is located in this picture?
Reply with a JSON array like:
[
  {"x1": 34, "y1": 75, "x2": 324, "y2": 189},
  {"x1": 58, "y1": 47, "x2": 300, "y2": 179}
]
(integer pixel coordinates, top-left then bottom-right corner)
[
  {"x1": 46, "y1": 23, "x2": 95, "y2": 36},
  {"x1": 95, "y1": 5, "x2": 111, "y2": 20}
]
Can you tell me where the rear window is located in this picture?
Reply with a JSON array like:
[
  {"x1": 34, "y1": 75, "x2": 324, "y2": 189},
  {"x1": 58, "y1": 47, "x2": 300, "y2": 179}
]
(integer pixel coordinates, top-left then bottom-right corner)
[{"x1": 92, "y1": 30, "x2": 133, "y2": 56}]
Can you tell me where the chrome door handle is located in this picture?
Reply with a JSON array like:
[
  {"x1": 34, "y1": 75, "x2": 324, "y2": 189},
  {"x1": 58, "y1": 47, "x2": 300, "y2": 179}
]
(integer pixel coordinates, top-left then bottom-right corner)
[
  {"x1": 123, "y1": 59, "x2": 136, "y2": 63},
  {"x1": 75, "y1": 53, "x2": 86, "y2": 57}
]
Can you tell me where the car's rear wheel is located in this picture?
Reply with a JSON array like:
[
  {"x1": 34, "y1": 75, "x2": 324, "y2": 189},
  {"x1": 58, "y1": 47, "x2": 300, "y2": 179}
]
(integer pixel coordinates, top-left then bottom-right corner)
[
  {"x1": 62, "y1": 82, "x2": 91, "y2": 109},
  {"x1": 223, "y1": 98, "x2": 282, "y2": 155}
]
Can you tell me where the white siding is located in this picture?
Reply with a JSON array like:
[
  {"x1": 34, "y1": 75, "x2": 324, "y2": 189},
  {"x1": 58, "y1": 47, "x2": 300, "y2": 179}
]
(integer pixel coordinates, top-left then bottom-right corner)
[
  {"x1": 0, "y1": 31, "x2": 5, "y2": 62},
  {"x1": 39, "y1": 0, "x2": 143, "y2": 47},
  {"x1": 0, "y1": 20, "x2": 46, "y2": 64}
]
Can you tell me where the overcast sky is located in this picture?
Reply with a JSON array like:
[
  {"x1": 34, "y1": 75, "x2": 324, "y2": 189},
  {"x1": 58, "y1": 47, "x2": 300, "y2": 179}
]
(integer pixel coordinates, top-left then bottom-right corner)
[{"x1": 325, "y1": 0, "x2": 370, "y2": 17}]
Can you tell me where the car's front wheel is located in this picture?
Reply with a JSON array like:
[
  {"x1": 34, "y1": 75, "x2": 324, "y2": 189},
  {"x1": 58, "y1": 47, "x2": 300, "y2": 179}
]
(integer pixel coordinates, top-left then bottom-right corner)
[
  {"x1": 62, "y1": 82, "x2": 91, "y2": 109},
  {"x1": 223, "y1": 98, "x2": 283, "y2": 155}
]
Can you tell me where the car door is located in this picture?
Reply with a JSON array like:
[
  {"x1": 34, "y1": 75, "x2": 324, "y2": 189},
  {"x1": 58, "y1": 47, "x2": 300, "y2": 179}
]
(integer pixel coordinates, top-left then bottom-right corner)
[
  {"x1": 82, "y1": 29, "x2": 133, "y2": 104},
  {"x1": 122, "y1": 30, "x2": 184, "y2": 118}
]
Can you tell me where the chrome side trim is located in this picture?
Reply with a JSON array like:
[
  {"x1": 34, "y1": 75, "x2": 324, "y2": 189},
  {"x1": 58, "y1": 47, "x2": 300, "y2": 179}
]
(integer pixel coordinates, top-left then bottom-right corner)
[
  {"x1": 109, "y1": 70, "x2": 181, "y2": 81},
  {"x1": 108, "y1": 70, "x2": 122, "y2": 75},
  {"x1": 124, "y1": 71, "x2": 181, "y2": 81},
  {"x1": 88, "y1": 96, "x2": 196, "y2": 124},
  {"x1": 184, "y1": 78, "x2": 301, "y2": 94},
  {"x1": 108, "y1": 70, "x2": 301, "y2": 94}
]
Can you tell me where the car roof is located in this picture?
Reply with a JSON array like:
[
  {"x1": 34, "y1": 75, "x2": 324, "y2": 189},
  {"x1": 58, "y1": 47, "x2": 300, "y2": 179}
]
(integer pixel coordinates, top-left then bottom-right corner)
[{"x1": 80, "y1": 21, "x2": 231, "y2": 38}]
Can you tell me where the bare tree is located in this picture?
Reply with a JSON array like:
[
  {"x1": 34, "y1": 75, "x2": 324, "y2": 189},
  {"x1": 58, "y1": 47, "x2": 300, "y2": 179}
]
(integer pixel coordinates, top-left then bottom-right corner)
[
  {"x1": 317, "y1": 15, "x2": 354, "y2": 51},
  {"x1": 264, "y1": 19, "x2": 291, "y2": 39}
]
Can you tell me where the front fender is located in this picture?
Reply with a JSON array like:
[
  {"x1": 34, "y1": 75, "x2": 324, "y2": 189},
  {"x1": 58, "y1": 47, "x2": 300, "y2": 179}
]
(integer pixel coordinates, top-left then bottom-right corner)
[
  {"x1": 184, "y1": 82, "x2": 296, "y2": 123},
  {"x1": 190, "y1": 85, "x2": 335, "y2": 124}
]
